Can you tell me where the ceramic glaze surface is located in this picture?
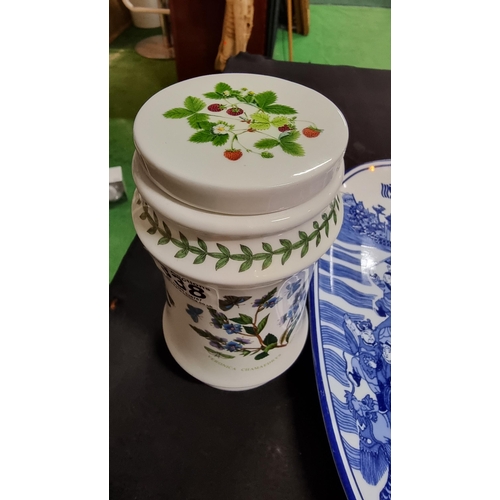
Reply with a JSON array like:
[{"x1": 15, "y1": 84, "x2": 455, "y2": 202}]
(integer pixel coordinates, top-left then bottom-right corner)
[
  {"x1": 133, "y1": 73, "x2": 348, "y2": 215},
  {"x1": 309, "y1": 160, "x2": 391, "y2": 499},
  {"x1": 156, "y1": 260, "x2": 313, "y2": 390},
  {"x1": 131, "y1": 74, "x2": 349, "y2": 391}
]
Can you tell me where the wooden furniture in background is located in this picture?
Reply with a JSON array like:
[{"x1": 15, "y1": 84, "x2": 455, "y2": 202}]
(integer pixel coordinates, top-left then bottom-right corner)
[
  {"x1": 168, "y1": 0, "x2": 267, "y2": 82},
  {"x1": 110, "y1": 0, "x2": 133, "y2": 43}
]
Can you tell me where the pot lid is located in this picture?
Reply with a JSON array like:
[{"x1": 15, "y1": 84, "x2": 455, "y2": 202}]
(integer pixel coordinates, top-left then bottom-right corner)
[{"x1": 133, "y1": 73, "x2": 348, "y2": 215}]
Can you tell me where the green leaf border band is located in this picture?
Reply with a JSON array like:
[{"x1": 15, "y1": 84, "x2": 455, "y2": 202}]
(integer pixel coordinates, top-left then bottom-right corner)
[{"x1": 138, "y1": 196, "x2": 340, "y2": 273}]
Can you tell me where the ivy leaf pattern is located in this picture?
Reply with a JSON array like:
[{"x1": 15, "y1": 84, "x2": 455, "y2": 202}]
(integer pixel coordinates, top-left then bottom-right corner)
[{"x1": 138, "y1": 196, "x2": 340, "y2": 272}]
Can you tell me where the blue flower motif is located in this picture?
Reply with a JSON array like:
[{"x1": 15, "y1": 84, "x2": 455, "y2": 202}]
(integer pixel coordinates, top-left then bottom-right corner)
[
  {"x1": 222, "y1": 323, "x2": 242, "y2": 334},
  {"x1": 253, "y1": 298, "x2": 264, "y2": 307},
  {"x1": 264, "y1": 297, "x2": 281, "y2": 308},
  {"x1": 225, "y1": 341, "x2": 243, "y2": 352},
  {"x1": 234, "y1": 337, "x2": 252, "y2": 345}
]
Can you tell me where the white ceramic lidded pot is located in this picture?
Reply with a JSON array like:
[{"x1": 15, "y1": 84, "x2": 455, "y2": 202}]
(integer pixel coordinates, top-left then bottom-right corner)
[{"x1": 131, "y1": 73, "x2": 348, "y2": 390}]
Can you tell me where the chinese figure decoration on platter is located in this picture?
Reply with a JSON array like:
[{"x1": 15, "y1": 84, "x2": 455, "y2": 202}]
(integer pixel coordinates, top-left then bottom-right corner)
[{"x1": 131, "y1": 73, "x2": 348, "y2": 390}]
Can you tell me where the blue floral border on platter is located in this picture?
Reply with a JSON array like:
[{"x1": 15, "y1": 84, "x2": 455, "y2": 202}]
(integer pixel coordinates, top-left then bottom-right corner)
[{"x1": 309, "y1": 160, "x2": 391, "y2": 500}]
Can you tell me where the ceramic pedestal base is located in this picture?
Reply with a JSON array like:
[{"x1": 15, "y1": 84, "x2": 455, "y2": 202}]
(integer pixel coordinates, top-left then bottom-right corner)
[{"x1": 162, "y1": 304, "x2": 309, "y2": 391}]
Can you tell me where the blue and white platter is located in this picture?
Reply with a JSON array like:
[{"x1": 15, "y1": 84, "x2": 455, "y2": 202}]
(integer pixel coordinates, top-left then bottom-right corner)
[{"x1": 309, "y1": 160, "x2": 391, "y2": 500}]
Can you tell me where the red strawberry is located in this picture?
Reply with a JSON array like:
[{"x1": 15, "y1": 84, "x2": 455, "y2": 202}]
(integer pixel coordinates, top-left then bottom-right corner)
[
  {"x1": 208, "y1": 103, "x2": 225, "y2": 112},
  {"x1": 278, "y1": 124, "x2": 291, "y2": 132},
  {"x1": 227, "y1": 106, "x2": 244, "y2": 116},
  {"x1": 302, "y1": 126, "x2": 322, "y2": 138},
  {"x1": 224, "y1": 149, "x2": 243, "y2": 161}
]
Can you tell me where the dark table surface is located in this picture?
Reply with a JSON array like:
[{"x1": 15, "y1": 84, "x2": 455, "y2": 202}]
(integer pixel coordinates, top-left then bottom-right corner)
[{"x1": 110, "y1": 53, "x2": 390, "y2": 500}]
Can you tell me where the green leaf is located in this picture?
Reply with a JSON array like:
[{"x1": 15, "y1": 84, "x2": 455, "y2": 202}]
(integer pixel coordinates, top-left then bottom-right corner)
[
  {"x1": 171, "y1": 238, "x2": 184, "y2": 248},
  {"x1": 184, "y1": 96, "x2": 205, "y2": 112},
  {"x1": 262, "y1": 255, "x2": 273, "y2": 270},
  {"x1": 162, "y1": 222, "x2": 171, "y2": 237},
  {"x1": 255, "y1": 352, "x2": 269, "y2": 361},
  {"x1": 279, "y1": 141, "x2": 305, "y2": 157},
  {"x1": 189, "y1": 246, "x2": 204, "y2": 255},
  {"x1": 300, "y1": 241, "x2": 309, "y2": 258},
  {"x1": 261, "y1": 152, "x2": 274, "y2": 159},
  {"x1": 179, "y1": 232, "x2": 189, "y2": 246},
  {"x1": 313, "y1": 221, "x2": 320, "y2": 229},
  {"x1": 239, "y1": 260, "x2": 253, "y2": 273},
  {"x1": 139, "y1": 212, "x2": 147, "y2": 220},
  {"x1": 333, "y1": 209, "x2": 337, "y2": 224},
  {"x1": 244, "y1": 326, "x2": 256, "y2": 335},
  {"x1": 250, "y1": 111, "x2": 270, "y2": 130},
  {"x1": 281, "y1": 130, "x2": 300, "y2": 142},
  {"x1": 263, "y1": 104, "x2": 297, "y2": 114},
  {"x1": 147, "y1": 227, "x2": 157, "y2": 235},
  {"x1": 325, "y1": 220, "x2": 330, "y2": 238},
  {"x1": 215, "y1": 257, "x2": 229, "y2": 270},
  {"x1": 215, "y1": 82, "x2": 232, "y2": 94},
  {"x1": 257, "y1": 314, "x2": 269, "y2": 334},
  {"x1": 253, "y1": 253, "x2": 268, "y2": 260},
  {"x1": 271, "y1": 116, "x2": 289, "y2": 127},
  {"x1": 190, "y1": 325, "x2": 212, "y2": 338},
  {"x1": 187, "y1": 113, "x2": 210, "y2": 129},
  {"x1": 189, "y1": 130, "x2": 214, "y2": 143},
  {"x1": 203, "y1": 92, "x2": 221, "y2": 99},
  {"x1": 235, "y1": 94, "x2": 252, "y2": 104},
  {"x1": 279, "y1": 239, "x2": 292, "y2": 249},
  {"x1": 254, "y1": 91, "x2": 277, "y2": 108},
  {"x1": 204, "y1": 346, "x2": 235, "y2": 359},
  {"x1": 212, "y1": 134, "x2": 229, "y2": 147},
  {"x1": 163, "y1": 108, "x2": 193, "y2": 119},
  {"x1": 193, "y1": 254, "x2": 206, "y2": 265},
  {"x1": 229, "y1": 254, "x2": 247, "y2": 261},
  {"x1": 175, "y1": 248, "x2": 189, "y2": 258},
  {"x1": 263, "y1": 333, "x2": 278, "y2": 346},
  {"x1": 316, "y1": 233, "x2": 321, "y2": 247},
  {"x1": 217, "y1": 243, "x2": 230, "y2": 256},
  {"x1": 200, "y1": 121, "x2": 217, "y2": 130},
  {"x1": 299, "y1": 231, "x2": 308, "y2": 241},
  {"x1": 198, "y1": 238, "x2": 208, "y2": 252},
  {"x1": 208, "y1": 252, "x2": 224, "y2": 259},
  {"x1": 253, "y1": 138, "x2": 280, "y2": 150},
  {"x1": 240, "y1": 245, "x2": 253, "y2": 257},
  {"x1": 262, "y1": 242, "x2": 273, "y2": 252},
  {"x1": 158, "y1": 236, "x2": 170, "y2": 245},
  {"x1": 308, "y1": 230, "x2": 318, "y2": 241},
  {"x1": 264, "y1": 343, "x2": 278, "y2": 353},
  {"x1": 261, "y1": 287, "x2": 277, "y2": 303},
  {"x1": 281, "y1": 249, "x2": 292, "y2": 265},
  {"x1": 230, "y1": 314, "x2": 254, "y2": 325}
]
